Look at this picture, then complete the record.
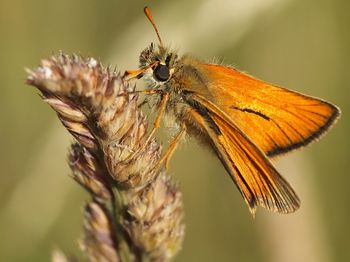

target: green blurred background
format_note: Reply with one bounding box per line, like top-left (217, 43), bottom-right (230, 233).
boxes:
top-left (0, 0), bottom-right (348, 261)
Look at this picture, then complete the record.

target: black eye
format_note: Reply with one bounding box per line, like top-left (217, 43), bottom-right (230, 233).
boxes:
top-left (154, 64), bottom-right (170, 82)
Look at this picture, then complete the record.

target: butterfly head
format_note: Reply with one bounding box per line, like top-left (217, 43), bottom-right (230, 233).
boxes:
top-left (139, 43), bottom-right (178, 84)
top-left (123, 7), bottom-right (180, 86)
top-left (135, 7), bottom-right (181, 86)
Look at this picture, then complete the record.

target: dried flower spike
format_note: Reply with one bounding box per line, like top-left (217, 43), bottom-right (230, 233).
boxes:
top-left (27, 53), bottom-right (184, 262)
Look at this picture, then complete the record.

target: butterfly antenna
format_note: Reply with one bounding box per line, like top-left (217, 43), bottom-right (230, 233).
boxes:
top-left (144, 6), bottom-right (164, 47)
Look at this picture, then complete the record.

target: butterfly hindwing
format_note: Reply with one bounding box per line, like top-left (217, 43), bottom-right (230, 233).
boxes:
top-left (187, 94), bottom-right (300, 214)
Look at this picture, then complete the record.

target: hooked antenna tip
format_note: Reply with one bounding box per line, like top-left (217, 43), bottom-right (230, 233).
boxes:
top-left (144, 6), bottom-right (164, 47)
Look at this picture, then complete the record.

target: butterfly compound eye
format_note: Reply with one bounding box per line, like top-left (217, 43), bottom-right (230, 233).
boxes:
top-left (153, 64), bottom-right (170, 81)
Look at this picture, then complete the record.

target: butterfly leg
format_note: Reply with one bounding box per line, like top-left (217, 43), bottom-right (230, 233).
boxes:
top-left (117, 89), bottom-right (160, 97)
top-left (153, 125), bottom-right (186, 173)
top-left (125, 92), bottom-right (169, 161)
top-left (143, 91), bottom-right (169, 146)
top-left (138, 97), bottom-right (149, 108)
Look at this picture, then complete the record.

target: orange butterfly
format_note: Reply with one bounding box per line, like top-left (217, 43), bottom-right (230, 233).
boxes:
top-left (124, 7), bottom-right (340, 215)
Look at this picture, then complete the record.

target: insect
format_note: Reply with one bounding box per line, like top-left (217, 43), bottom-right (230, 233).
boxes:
top-left (123, 7), bottom-right (340, 215)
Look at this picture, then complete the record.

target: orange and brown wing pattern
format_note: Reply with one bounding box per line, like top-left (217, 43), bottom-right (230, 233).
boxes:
top-left (189, 95), bottom-right (300, 214)
top-left (200, 64), bottom-right (340, 157)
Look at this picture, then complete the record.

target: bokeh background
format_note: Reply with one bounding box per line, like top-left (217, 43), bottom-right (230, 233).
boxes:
top-left (0, 0), bottom-right (348, 261)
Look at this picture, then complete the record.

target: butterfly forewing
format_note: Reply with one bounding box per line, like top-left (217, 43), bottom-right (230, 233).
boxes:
top-left (199, 64), bottom-right (340, 157)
